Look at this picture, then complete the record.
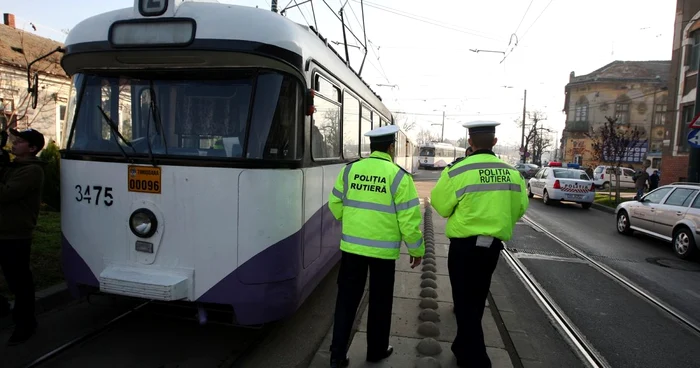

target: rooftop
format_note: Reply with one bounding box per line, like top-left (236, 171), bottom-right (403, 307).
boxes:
top-left (0, 21), bottom-right (67, 78)
top-left (567, 60), bottom-right (671, 86)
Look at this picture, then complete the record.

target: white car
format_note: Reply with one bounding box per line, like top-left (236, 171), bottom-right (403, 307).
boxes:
top-left (527, 167), bottom-right (596, 209)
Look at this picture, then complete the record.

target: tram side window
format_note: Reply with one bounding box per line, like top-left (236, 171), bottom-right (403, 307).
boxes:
top-left (342, 92), bottom-right (360, 159)
top-left (360, 106), bottom-right (372, 157)
top-left (312, 84), bottom-right (341, 159)
top-left (247, 73), bottom-right (302, 160)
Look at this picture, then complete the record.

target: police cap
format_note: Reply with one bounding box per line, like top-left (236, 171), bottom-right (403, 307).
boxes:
top-left (364, 124), bottom-right (399, 143)
top-left (462, 120), bottom-right (500, 135)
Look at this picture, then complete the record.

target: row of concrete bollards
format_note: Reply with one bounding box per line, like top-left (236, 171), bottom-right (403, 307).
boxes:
top-left (415, 198), bottom-right (443, 368)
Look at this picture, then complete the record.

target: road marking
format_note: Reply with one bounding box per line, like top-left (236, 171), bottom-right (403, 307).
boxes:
top-left (685, 289), bottom-right (700, 301)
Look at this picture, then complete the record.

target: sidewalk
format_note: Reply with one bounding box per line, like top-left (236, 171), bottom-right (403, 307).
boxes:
top-left (308, 197), bottom-right (518, 368)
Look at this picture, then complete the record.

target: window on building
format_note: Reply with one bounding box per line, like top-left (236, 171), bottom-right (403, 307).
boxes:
top-left (690, 32), bottom-right (700, 71)
top-left (57, 104), bottom-right (67, 145)
top-left (574, 103), bottom-right (588, 122)
top-left (615, 103), bottom-right (630, 124)
top-left (654, 104), bottom-right (667, 125)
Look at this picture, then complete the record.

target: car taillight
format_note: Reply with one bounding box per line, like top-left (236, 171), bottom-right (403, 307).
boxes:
top-left (590, 183), bottom-right (595, 192)
top-left (553, 180), bottom-right (561, 189)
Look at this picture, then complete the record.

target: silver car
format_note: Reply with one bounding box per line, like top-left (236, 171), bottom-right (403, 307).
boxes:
top-left (615, 183), bottom-right (700, 260)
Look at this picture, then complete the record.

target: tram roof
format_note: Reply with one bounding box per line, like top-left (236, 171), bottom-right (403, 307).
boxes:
top-left (62, 0), bottom-right (392, 119)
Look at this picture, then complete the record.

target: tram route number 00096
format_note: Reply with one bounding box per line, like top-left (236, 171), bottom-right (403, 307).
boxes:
top-left (128, 165), bottom-right (162, 194)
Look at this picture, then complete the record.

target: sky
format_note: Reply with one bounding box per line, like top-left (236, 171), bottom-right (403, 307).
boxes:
top-left (2, 0), bottom-right (677, 149)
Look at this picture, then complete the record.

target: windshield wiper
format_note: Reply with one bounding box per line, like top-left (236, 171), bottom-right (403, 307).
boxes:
top-left (97, 104), bottom-right (134, 159)
top-left (146, 81), bottom-right (168, 167)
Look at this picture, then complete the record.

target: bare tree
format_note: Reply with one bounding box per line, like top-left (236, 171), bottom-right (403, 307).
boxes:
top-left (515, 110), bottom-right (547, 163)
top-left (585, 116), bottom-right (646, 204)
top-left (416, 128), bottom-right (439, 145)
top-left (532, 129), bottom-right (553, 165)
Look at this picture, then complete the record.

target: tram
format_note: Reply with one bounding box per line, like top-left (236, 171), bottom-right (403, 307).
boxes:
top-left (40, 0), bottom-right (411, 325)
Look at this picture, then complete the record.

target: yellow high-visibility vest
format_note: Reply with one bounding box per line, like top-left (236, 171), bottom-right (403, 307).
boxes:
top-left (328, 151), bottom-right (425, 259)
top-left (430, 151), bottom-right (528, 241)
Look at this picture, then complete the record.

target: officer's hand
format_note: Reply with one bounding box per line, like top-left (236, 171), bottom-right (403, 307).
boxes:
top-left (410, 256), bottom-right (422, 269)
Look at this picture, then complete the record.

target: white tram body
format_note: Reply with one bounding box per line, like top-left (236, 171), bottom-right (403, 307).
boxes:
top-left (418, 142), bottom-right (466, 169)
top-left (58, 0), bottom-right (410, 325)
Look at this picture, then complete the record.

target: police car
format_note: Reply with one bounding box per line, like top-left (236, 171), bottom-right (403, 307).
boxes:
top-left (527, 162), bottom-right (596, 209)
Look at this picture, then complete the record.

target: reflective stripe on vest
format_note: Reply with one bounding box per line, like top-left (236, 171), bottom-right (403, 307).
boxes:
top-left (456, 183), bottom-right (521, 197)
top-left (341, 234), bottom-right (401, 248)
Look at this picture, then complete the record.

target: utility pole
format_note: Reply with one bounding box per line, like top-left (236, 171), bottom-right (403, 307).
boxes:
top-left (441, 110), bottom-right (445, 142)
top-left (520, 89), bottom-right (527, 163)
top-left (271, 0), bottom-right (278, 12)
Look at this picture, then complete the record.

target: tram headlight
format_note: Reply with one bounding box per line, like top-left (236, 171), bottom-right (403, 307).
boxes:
top-left (129, 208), bottom-right (158, 238)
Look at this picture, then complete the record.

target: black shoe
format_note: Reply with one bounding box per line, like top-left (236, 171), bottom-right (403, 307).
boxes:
top-left (366, 345), bottom-right (393, 362)
top-left (7, 323), bottom-right (37, 346)
top-left (330, 356), bottom-right (349, 368)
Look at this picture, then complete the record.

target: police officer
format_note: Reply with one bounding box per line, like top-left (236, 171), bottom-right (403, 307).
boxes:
top-left (328, 124), bottom-right (425, 368)
top-left (430, 121), bottom-right (528, 368)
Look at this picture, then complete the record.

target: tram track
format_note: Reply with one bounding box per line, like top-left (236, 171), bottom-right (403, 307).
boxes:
top-left (18, 298), bottom-right (275, 368)
top-left (501, 215), bottom-right (700, 368)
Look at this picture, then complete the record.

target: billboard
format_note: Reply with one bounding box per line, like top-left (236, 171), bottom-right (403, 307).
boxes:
top-left (602, 140), bottom-right (648, 163)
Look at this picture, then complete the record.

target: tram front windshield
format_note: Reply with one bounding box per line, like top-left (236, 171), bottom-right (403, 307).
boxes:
top-left (64, 69), bottom-right (302, 161)
top-left (419, 148), bottom-right (435, 157)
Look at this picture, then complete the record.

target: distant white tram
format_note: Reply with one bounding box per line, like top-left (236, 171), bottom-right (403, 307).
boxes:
top-left (48, 0), bottom-right (418, 326)
top-left (418, 142), bottom-right (466, 169)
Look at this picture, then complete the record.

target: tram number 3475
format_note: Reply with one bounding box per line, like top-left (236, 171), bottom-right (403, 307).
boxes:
top-left (75, 185), bottom-right (114, 206)
top-left (129, 179), bottom-right (160, 192)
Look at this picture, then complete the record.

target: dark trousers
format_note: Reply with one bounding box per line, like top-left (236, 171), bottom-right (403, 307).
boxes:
top-left (448, 237), bottom-right (503, 368)
top-left (0, 239), bottom-right (36, 329)
top-left (330, 251), bottom-right (395, 361)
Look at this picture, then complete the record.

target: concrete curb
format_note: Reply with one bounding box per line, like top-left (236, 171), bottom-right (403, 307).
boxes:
top-left (0, 283), bottom-right (73, 330)
top-left (591, 203), bottom-right (615, 214)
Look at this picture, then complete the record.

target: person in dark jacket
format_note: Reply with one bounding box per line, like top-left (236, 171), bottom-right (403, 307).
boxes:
top-left (649, 170), bottom-right (660, 191)
top-left (0, 128), bottom-right (46, 346)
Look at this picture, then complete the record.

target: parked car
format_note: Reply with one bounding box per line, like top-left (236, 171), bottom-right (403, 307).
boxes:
top-left (615, 182), bottom-right (700, 260)
top-left (527, 167), bottom-right (596, 209)
top-left (592, 165), bottom-right (637, 189)
top-left (515, 163), bottom-right (539, 179)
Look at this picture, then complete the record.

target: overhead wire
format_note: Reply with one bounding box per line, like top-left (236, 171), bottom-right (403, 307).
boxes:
top-left (349, 0), bottom-right (504, 42)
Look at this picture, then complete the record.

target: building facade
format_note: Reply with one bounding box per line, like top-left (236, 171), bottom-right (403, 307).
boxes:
top-left (662, 0), bottom-right (700, 185)
top-left (560, 60), bottom-right (671, 172)
top-left (0, 13), bottom-right (70, 149)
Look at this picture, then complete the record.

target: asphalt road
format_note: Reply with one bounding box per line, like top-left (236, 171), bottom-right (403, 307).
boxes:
top-left (517, 198), bottom-right (700, 367)
top-left (413, 168), bottom-right (442, 182)
top-left (0, 264), bottom-right (340, 368)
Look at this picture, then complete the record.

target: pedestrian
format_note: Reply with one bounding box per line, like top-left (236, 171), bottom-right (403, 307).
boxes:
top-left (649, 170), bottom-right (660, 191)
top-left (327, 124), bottom-right (425, 368)
top-left (430, 121), bottom-right (528, 368)
top-left (0, 127), bottom-right (46, 346)
top-left (633, 166), bottom-right (649, 200)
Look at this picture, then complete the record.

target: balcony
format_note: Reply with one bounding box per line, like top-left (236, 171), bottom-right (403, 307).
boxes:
top-left (564, 121), bottom-right (590, 133)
